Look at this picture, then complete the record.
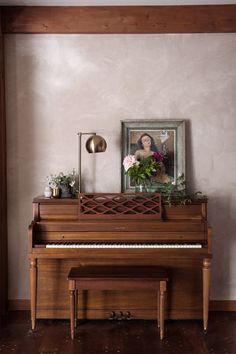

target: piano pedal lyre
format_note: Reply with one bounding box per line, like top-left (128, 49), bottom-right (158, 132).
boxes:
top-left (108, 311), bottom-right (132, 321)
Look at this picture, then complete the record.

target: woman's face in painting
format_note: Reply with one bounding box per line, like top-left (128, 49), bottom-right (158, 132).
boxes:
top-left (141, 135), bottom-right (152, 148)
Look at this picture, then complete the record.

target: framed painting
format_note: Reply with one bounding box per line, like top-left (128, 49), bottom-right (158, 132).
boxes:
top-left (121, 120), bottom-right (185, 192)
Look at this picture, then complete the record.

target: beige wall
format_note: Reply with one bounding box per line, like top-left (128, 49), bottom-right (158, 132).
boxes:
top-left (5, 33), bottom-right (236, 300)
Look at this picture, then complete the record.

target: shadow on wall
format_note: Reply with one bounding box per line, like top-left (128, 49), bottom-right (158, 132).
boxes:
top-left (208, 194), bottom-right (233, 299)
top-left (6, 35), bottom-right (37, 299)
top-left (185, 119), bottom-right (194, 194)
top-left (184, 120), bottom-right (232, 300)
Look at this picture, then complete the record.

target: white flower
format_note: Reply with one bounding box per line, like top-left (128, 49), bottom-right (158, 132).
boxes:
top-left (123, 155), bottom-right (137, 172)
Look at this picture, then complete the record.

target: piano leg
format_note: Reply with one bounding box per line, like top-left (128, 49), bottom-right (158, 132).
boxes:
top-left (29, 258), bottom-right (37, 331)
top-left (203, 258), bottom-right (211, 332)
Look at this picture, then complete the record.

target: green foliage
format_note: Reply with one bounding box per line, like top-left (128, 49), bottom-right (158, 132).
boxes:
top-left (155, 174), bottom-right (207, 205)
top-left (127, 156), bottom-right (161, 185)
top-left (47, 170), bottom-right (76, 188)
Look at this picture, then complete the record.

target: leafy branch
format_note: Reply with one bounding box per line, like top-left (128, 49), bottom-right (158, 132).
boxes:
top-left (126, 156), bottom-right (161, 186)
top-left (156, 174), bottom-right (207, 205)
top-left (47, 170), bottom-right (76, 188)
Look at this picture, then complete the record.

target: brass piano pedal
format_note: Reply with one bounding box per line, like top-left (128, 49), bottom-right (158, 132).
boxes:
top-left (125, 311), bottom-right (132, 320)
top-left (108, 311), bottom-right (116, 320)
top-left (117, 311), bottom-right (125, 321)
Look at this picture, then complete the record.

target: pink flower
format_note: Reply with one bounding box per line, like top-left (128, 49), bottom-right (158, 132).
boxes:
top-left (123, 155), bottom-right (137, 172)
top-left (153, 151), bottom-right (164, 162)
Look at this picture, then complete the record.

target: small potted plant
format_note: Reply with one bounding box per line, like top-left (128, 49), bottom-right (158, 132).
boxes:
top-left (47, 170), bottom-right (77, 198)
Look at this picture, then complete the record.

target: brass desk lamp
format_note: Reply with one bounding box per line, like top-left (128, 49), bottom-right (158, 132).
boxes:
top-left (77, 132), bottom-right (107, 193)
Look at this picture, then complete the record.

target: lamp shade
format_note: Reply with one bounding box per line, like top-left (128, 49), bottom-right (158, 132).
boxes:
top-left (85, 135), bottom-right (107, 153)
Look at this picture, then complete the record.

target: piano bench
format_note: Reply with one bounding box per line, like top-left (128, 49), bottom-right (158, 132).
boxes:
top-left (68, 266), bottom-right (168, 340)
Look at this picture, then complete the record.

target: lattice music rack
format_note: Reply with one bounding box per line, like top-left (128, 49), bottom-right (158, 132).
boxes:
top-left (78, 193), bottom-right (162, 219)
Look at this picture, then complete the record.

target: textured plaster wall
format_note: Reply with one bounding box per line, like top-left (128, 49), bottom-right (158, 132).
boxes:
top-left (5, 34), bottom-right (236, 300)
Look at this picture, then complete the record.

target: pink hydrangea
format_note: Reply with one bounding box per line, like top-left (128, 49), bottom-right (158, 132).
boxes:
top-left (123, 155), bottom-right (137, 172)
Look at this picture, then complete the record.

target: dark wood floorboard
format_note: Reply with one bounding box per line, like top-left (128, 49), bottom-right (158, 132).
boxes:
top-left (0, 311), bottom-right (235, 354)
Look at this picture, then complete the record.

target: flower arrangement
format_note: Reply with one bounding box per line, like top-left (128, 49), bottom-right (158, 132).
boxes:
top-left (47, 170), bottom-right (76, 189)
top-left (123, 152), bottom-right (164, 186)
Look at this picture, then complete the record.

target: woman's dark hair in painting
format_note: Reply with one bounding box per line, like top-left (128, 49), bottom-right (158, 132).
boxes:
top-left (136, 133), bottom-right (158, 152)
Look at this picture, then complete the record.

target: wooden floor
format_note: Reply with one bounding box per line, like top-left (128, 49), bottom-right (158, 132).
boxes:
top-left (0, 311), bottom-right (236, 354)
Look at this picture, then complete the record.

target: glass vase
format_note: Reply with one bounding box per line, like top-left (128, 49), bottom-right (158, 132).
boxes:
top-left (135, 183), bottom-right (147, 193)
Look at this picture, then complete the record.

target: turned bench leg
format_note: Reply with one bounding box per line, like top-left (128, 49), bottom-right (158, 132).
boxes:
top-left (159, 280), bottom-right (167, 340)
top-left (69, 280), bottom-right (76, 339)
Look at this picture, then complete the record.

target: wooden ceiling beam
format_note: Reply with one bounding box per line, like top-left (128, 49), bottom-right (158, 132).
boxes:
top-left (1, 5), bottom-right (236, 34)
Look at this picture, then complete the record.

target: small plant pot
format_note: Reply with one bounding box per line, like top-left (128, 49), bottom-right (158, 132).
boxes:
top-left (52, 187), bottom-right (61, 198)
top-left (44, 186), bottom-right (52, 198)
top-left (60, 185), bottom-right (72, 198)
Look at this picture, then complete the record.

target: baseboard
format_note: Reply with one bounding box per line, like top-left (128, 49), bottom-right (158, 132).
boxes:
top-left (210, 300), bottom-right (236, 311)
top-left (8, 299), bottom-right (236, 312)
top-left (8, 300), bottom-right (30, 311)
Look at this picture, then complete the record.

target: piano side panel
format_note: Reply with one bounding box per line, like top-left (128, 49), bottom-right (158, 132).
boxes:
top-left (35, 258), bottom-right (203, 320)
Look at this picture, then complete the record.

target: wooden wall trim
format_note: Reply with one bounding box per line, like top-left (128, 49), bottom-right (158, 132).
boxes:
top-left (1, 5), bottom-right (236, 34)
top-left (210, 300), bottom-right (236, 312)
top-left (8, 300), bottom-right (30, 311)
top-left (0, 8), bottom-right (7, 322)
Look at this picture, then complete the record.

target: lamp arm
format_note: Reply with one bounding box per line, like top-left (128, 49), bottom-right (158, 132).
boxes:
top-left (78, 133), bottom-right (82, 194)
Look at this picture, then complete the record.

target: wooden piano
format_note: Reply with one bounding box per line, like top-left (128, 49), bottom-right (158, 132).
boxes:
top-left (29, 193), bottom-right (212, 331)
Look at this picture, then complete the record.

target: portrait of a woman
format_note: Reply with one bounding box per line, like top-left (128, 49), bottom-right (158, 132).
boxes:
top-left (133, 132), bottom-right (171, 184)
top-left (134, 133), bottom-right (158, 160)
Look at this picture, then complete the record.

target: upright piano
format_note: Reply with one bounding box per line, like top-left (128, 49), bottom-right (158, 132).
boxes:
top-left (28, 193), bottom-right (212, 330)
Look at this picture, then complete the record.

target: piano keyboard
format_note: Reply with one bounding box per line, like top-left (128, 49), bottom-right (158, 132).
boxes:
top-left (46, 242), bottom-right (202, 249)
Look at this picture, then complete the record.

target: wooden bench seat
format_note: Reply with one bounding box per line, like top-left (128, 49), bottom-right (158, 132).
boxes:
top-left (68, 266), bottom-right (168, 340)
